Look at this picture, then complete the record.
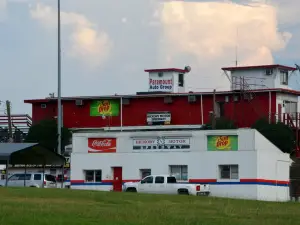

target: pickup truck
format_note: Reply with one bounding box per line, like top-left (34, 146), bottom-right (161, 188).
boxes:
top-left (123, 175), bottom-right (210, 196)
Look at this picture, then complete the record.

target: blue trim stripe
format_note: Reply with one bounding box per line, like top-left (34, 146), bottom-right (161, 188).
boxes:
top-left (71, 181), bottom-right (289, 187)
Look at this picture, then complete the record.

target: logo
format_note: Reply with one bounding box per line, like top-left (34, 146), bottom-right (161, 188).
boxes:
top-left (98, 100), bottom-right (112, 115)
top-left (88, 138), bottom-right (117, 153)
top-left (215, 136), bottom-right (230, 149)
top-left (207, 135), bottom-right (238, 151)
top-left (90, 100), bottom-right (119, 116)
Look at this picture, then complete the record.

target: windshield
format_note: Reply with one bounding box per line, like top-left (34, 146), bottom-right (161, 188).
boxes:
top-left (45, 175), bottom-right (56, 182)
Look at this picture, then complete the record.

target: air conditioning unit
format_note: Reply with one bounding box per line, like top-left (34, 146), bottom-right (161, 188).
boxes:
top-left (75, 99), bottom-right (83, 106)
top-left (188, 95), bottom-right (196, 103)
top-left (164, 96), bottom-right (173, 104)
top-left (122, 98), bottom-right (130, 105)
top-left (265, 69), bottom-right (273, 75)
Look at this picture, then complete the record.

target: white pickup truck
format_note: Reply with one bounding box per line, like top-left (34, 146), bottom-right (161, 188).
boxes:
top-left (123, 175), bottom-right (210, 196)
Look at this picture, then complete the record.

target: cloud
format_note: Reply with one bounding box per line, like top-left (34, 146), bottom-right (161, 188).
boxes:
top-left (0, 0), bottom-right (6, 21)
top-left (158, 1), bottom-right (292, 90)
top-left (30, 3), bottom-right (112, 68)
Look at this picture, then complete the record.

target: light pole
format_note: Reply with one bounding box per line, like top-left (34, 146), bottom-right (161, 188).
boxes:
top-left (57, 0), bottom-right (62, 155)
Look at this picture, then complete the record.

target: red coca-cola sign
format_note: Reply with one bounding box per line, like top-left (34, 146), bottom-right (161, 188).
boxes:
top-left (88, 138), bottom-right (117, 153)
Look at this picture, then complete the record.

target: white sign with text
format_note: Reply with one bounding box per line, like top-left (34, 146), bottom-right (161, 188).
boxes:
top-left (132, 137), bottom-right (190, 151)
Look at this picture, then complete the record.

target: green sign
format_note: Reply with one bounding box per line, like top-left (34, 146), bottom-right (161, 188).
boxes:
top-left (207, 135), bottom-right (238, 151)
top-left (90, 100), bottom-right (119, 116)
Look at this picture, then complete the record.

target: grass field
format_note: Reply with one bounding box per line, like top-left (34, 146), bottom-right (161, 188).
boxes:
top-left (0, 188), bottom-right (299, 225)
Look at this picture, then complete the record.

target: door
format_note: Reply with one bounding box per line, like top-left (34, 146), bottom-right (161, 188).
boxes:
top-left (112, 167), bottom-right (123, 192)
top-left (138, 176), bottom-right (154, 193)
top-left (6, 174), bottom-right (20, 186)
top-left (154, 176), bottom-right (166, 194)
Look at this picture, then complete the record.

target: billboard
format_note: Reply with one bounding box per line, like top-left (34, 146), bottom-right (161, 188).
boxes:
top-left (90, 100), bottom-right (119, 116)
top-left (88, 138), bottom-right (117, 153)
top-left (207, 135), bottom-right (238, 151)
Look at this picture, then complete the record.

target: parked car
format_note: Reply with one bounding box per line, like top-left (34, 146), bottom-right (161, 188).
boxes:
top-left (123, 175), bottom-right (210, 196)
top-left (0, 173), bottom-right (57, 188)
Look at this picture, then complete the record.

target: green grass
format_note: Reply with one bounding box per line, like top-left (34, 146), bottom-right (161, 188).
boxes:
top-left (0, 188), bottom-right (299, 225)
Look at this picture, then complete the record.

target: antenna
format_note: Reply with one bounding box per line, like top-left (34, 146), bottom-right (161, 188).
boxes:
top-left (235, 28), bottom-right (238, 66)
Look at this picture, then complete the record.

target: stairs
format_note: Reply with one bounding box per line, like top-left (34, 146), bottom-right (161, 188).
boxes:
top-left (282, 113), bottom-right (300, 157)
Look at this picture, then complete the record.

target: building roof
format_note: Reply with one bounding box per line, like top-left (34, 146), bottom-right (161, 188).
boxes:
top-left (222, 64), bottom-right (297, 72)
top-left (144, 68), bottom-right (187, 73)
top-left (0, 143), bottom-right (65, 165)
top-left (24, 88), bottom-right (300, 104)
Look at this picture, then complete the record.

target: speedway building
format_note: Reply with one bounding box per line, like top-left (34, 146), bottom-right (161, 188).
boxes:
top-left (24, 64), bottom-right (299, 201)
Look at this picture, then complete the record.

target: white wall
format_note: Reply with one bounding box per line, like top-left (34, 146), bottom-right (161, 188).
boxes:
top-left (255, 131), bottom-right (291, 201)
top-left (73, 129), bottom-right (255, 154)
top-left (231, 69), bottom-right (275, 90)
top-left (71, 129), bottom-right (290, 201)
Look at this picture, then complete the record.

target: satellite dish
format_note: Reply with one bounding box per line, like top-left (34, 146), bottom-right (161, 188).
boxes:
top-left (184, 66), bottom-right (191, 73)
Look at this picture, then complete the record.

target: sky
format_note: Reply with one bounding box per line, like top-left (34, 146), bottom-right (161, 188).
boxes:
top-left (0, 0), bottom-right (300, 114)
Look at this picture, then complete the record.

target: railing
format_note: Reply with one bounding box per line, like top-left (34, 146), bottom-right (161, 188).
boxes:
top-left (0, 114), bottom-right (32, 133)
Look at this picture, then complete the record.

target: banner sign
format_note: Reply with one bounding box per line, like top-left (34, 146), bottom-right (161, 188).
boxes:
top-left (149, 78), bottom-right (173, 92)
top-left (147, 112), bottom-right (171, 125)
top-left (207, 135), bottom-right (238, 151)
top-left (90, 100), bottom-right (119, 116)
top-left (88, 138), bottom-right (117, 153)
top-left (133, 137), bottom-right (190, 150)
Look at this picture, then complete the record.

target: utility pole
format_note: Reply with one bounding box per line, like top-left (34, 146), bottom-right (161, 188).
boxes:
top-left (212, 89), bottom-right (216, 129)
top-left (6, 100), bottom-right (13, 142)
top-left (57, 0), bottom-right (62, 155)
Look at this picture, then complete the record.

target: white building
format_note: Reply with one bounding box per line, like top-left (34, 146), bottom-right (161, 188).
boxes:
top-left (70, 127), bottom-right (291, 202)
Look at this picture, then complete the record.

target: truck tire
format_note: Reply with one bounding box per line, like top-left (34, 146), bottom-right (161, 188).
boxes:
top-left (177, 188), bottom-right (189, 195)
top-left (125, 187), bottom-right (137, 192)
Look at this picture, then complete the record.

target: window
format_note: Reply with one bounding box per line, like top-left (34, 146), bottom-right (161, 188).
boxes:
top-left (167, 176), bottom-right (177, 183)
top-left (169, 165), bottom-right (188, 181)
top-left (178, 74), bottom-right (184, 87)
top-left (219, 165), bottom-right (239, 180)
top-left (140, 169), bottom-right (151, 179)
top-left (41, 103), bottom-right (47, 109)
top-left (45, 175), bottom-right (56, 183)
top-left (9, 174), bottom-right (20, 181)
top-left (141, 176), bottom-right (153, 184)
top-left (155, 176), bottom-right (164, 184)
top-left (215, 102), bottom-right (225, 118)
top-left (280, 70), bottom-right (288, 85)
top-left (84, 170), bottom-right (102, 182)
top-left (34, 174), bottom-right (42, 181)
top-left (15, 174), bottom-right (31, 180)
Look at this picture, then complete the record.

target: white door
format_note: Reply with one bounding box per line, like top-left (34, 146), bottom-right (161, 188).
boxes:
top-left (6, 174), bottom-right (20, 186)
top-left (138, 176), bottom-right (154, 193)
top-left (165, 176), bottom-right (178, 194)
top-left (154, 176), bottom-right (166, 194)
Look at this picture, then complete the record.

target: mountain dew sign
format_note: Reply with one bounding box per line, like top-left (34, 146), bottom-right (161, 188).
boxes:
top-left (207, 135), bottom-right (238, 151)
top-left (90, 100), bottom-right (120, 116)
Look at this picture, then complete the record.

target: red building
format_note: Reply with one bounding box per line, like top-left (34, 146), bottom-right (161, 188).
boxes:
top-left (24, 65), bottom-right (300, 147)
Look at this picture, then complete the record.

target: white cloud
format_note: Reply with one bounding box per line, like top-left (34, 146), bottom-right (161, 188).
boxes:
top-left (158, 1), bottom-right (292, 90)
top-left (30, 3), bottom-right (113, 68)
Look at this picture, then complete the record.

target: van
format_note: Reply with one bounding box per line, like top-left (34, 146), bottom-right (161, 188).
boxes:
top-left (0, 173), bottom-right (57, 188)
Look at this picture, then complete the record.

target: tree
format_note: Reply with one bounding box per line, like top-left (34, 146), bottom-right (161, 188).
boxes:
top-left (25, 119), bottom-right (71, 153)
top-left (252, 117), bottom-right (295, 154)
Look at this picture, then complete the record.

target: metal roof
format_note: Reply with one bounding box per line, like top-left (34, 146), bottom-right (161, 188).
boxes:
top-left (144, 68), bottom-right (187, 73)
top-left (222, 64), bottom-right (297, 71)
top-left (24, 88), bottom-right (300, 104)
top-left (0, 143), bottom-right (65, 165)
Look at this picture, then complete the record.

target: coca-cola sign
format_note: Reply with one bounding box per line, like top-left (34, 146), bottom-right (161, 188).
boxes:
top-left (88, 138), bottom-right (117, 153)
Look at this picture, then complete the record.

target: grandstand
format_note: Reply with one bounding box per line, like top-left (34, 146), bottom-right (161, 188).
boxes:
top-left (0, 114), bottom-right (32, 142)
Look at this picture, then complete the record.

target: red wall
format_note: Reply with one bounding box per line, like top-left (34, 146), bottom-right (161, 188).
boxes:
top-left (29, 92), bottom-right (276, 128)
